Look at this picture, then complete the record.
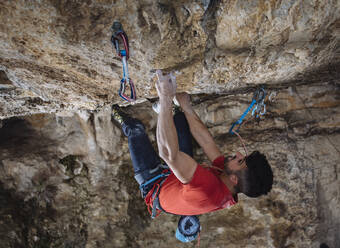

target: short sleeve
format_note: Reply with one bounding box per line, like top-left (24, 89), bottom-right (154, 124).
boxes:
top-left (212, 155), bottom-right (225, 173)
top-left (182, 165), bottom-right (223, 202)
top-left (158, 161), bottom-right (236, 215)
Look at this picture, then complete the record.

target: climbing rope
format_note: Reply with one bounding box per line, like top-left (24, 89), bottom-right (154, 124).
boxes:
top-left (111, 21), bottom-right (136, 102)
top-left (233, 130), bottom-right (249, 156)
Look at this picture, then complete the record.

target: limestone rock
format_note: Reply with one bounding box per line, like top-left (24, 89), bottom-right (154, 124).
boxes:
top-left (0, 0), bottom-right (339, 118)
top-left (1, 79), bottom-right (340, 247)
top-left (0, 0), bottom-right (340, 248)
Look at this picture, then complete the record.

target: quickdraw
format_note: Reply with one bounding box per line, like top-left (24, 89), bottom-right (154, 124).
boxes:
top-left (111, 21), bottom-right (136, 102)
top-left (229, 87), bottom-right (267, 135)
top-left (251, 87), bottom-right (266, 119)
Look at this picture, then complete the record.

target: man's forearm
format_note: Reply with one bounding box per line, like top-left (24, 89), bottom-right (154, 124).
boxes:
top-left (183, 108), bottom-right (211, 143)
top-left (182, 107), bottom-right (222, 161)
top-left (156, 97), bottom-right (179, 161)
top-left (155, 73), bottom-right (198, 183)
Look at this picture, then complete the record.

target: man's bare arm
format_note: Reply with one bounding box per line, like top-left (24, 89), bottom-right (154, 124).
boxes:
top-left (156, 96), bottom-right (178, 161)
top-left (176, 93), bottom-right (222, 162)
top-left (156, 72), bottom-right (197, 184)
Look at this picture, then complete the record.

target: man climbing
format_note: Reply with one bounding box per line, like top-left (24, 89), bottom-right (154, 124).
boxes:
top-left (112, 70), bottom-right (273, 231)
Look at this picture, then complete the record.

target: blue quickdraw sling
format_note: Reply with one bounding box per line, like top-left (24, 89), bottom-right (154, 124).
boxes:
top-left (229, 87), bottom-right (266, 134)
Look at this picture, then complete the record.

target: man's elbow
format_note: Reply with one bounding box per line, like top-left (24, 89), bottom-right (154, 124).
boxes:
top-left (159, 148), bottom-right (177, 163)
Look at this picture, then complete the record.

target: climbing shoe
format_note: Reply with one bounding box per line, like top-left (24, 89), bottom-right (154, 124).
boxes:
top-left (112, 104), bottom-right (129, 125)
top-left (152, 97), bottom-right (181, 114)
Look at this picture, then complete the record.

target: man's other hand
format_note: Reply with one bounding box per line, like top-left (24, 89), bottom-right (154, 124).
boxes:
top-left (176, 92), bottom-right (193, 113)
top-left (156, 70), bottom-right (177, 99)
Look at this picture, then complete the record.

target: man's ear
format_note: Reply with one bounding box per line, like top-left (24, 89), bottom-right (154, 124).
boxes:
top-left (229, 174), bottom-right (238, 186)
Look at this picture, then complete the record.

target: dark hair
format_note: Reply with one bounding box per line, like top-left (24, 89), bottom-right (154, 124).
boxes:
top-left (235, 151), bottom-right (273, 198)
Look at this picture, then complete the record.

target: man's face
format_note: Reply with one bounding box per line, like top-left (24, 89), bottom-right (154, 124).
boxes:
top-left (225, 151), bottom-right (247, 175)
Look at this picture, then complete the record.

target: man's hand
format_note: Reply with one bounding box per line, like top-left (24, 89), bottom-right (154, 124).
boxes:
top-left (155, 71), bottom-right (197, 183)
top-left (176, 92), bottom-right (193, 113)
top-left (156, 70), bottom-right (177, 99)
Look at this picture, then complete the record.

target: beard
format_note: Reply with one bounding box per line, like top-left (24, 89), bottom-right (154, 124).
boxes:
top-left (224, 162), bottom-right (235, 175)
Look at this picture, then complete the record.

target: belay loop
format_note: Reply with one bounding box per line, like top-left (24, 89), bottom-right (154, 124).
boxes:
top-left (111, 21), bottom-right (136, 102)
top-left (229, 87), bottom-right (267, 134)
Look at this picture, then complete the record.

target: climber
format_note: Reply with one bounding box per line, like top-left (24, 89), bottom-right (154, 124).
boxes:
top-left (111, 69), bottom-right (273, 220)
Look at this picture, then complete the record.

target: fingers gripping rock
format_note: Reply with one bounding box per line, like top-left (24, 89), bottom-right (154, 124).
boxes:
top-left (156, 70), bottom-right (177, 98)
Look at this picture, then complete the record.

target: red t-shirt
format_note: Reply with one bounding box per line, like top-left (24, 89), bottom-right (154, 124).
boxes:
top-left (158, 156), bottom-right (237, 215)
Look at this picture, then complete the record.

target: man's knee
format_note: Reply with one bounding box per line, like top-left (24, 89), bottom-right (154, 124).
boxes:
top-left (122, 119), bottom-right (145, 136)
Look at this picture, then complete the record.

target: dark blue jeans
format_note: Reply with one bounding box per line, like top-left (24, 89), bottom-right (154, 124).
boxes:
top-left (122, 112), bottom-right (193, 197)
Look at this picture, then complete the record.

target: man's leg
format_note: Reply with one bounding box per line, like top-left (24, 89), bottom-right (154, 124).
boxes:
top-left (113, 107), bottom-right (162, 197)
top-left (122, 118), bottom-right (161, 176)
top-left (173, 111), bottom-right (193, 157)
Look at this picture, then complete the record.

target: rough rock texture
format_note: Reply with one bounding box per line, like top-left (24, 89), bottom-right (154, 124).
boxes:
top-left (0, 0), bottom-right (339, 118)
top-left (1, 75), bottom-right (340, 247)
top-left (0, 0), bottom-right (340, 248)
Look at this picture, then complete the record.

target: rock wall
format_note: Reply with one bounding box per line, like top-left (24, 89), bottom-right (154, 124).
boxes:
top-left (0, 0), bottom-right (340, 248)
top-left (0, 0), bottom-right (339, 118)
top-left (1, 72), bottom-right (339, 247)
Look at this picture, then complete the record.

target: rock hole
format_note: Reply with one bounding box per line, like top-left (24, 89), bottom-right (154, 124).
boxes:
top-left (0, 70), bottom-right (13, 86)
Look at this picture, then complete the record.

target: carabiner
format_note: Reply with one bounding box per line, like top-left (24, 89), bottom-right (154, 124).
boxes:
top-left (118, 78), bottom-right (136, 102)
top-left (252, 87), bottom-right (266, 103)
top-left (111, 21), bottom-right (129, 59)
top-left (252, 103), bottom-right (266, 118)
top-left (229, 87), bottom-right (267, 134)
top-left (252, 87), bottom-right (266, 119)
top-left (110, 21), bottom-right (137, 102)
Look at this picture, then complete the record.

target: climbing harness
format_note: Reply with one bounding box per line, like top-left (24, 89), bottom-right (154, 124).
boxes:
top-left (142, 170), bottom-right (202, 245)
top-left (140, 172), bottom-right (170, 192)
top-left (229, 87), bottom-right (267, 135)
top-left (143, 170), bottom-right (171, 218)
top-left (110, 21), bottom-right (136, 102)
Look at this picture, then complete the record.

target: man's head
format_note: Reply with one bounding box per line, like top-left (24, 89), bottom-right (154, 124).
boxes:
top-left (225, 151), bottom-right (273, 198)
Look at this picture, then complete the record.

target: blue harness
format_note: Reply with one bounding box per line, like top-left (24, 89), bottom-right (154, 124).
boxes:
top-left (139, 166), bottom-right (201, 243)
